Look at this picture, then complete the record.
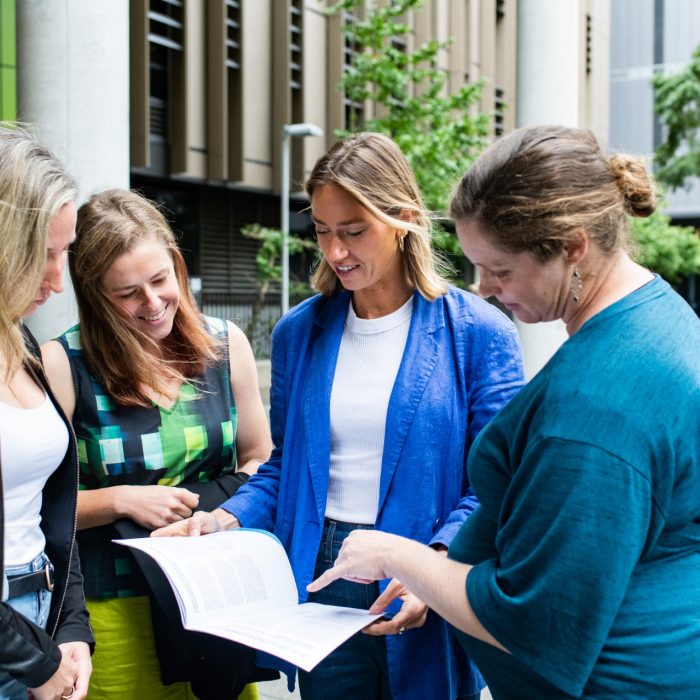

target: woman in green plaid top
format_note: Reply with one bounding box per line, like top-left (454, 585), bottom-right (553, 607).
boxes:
top-left (42, 189), bottom-right (272, 700)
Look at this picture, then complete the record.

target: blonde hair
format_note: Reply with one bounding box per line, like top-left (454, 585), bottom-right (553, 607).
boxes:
top-left (305, 132), bottom-right (449, 299)
top-left (0, 123), bottom-right (77, 380)
top-left (449, 125), bottom-right (656, 260)
top-left (72, 189), bottom-right (220, 407)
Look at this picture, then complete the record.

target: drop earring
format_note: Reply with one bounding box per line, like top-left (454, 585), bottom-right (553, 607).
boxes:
top-left (570, 268), bottom-right (582, 303)
top-left (398, 235), bottom-right (405, 253)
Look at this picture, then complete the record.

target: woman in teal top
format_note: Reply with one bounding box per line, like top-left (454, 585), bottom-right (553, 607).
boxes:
top-left (307, 125), bottom-right (700, 698)
top-left (42, 190), bottom-right (272, 700)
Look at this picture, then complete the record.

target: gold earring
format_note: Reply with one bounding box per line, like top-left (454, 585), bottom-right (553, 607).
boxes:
top-left (398, 235), bottom-right (405, 253)
top-left (570, 268), bottom-right (582, 303)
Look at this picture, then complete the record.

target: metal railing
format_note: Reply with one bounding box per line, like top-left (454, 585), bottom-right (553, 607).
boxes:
top-left (200, 293), bottom-right (281, 359)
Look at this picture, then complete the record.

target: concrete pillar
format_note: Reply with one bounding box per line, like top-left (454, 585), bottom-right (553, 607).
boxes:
top-left (18, 0), bottom-right (130, 343)
top-left (515, 0), bottom-right (582, 379)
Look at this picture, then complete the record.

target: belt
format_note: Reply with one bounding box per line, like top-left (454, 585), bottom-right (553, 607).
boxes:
top-left (7, 563), bottom-right (54, 599)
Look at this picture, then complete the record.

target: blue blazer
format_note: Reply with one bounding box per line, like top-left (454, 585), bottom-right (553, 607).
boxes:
top-left (223, 287), bottom-right (524, 699)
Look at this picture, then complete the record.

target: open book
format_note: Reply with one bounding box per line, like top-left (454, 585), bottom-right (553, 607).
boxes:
top-left (115, 529), bottom-right (381, 671)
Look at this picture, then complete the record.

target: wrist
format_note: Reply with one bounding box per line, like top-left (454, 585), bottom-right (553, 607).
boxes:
top-left (111, 485), bottom-right (131, 519)
top-left (214, 507), bottom-right (240, 530)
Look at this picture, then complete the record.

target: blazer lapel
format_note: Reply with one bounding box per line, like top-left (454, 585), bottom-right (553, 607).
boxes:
top-left (377, 291), bottom-right (444, 514)
top-left (302, 292), bottom-right (350, 522)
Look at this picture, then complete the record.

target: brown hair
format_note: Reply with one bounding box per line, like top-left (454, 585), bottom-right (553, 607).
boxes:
top-left (449, 125), bottom-right (656, 261)
top-left (0, 123), bottom-right (77, 380)
top-left (306, 132), bottom-right (449, 299)
top-left (72, 189), bottom-right (220, 407)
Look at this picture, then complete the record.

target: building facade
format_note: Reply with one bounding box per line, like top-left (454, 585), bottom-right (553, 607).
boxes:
top-left (126, 0), bottom-right (519, 356)
top-left (6, 0), bottom-right (612, 372)
top-left (610, 0), bottom-right (700, 227)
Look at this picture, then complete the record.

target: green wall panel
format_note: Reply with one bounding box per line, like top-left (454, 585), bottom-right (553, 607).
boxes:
top-left (0, 0), bottom-right (17, 121)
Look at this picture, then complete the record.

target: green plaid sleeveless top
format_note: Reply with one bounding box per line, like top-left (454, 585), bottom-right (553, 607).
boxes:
top-left (57, 316), bottom-right (237, 598)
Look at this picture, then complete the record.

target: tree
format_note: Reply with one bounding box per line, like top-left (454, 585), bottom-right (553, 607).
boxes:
top-left (240, 224), bottom-right (316, 355)
top-left (330, 0), bottom-right (490, 221)
top-left (653, 43), bottom-right (700, 191)
top-left (630, 207), bottom-right (700, 285)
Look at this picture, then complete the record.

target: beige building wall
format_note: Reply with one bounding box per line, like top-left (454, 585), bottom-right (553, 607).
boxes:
top-left (582, 0), bottom-right (611, 145)
top-left (20, 0), bottom-right (130, 343)
top-left (128, 0), bottom-right (519, 195)
top-left (242, 0), bottom-right (274, 188)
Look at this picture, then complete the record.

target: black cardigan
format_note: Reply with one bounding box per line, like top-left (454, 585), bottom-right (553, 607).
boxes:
top-left (114, 473), bottom-right (278, 699)
top-left (0, 326), bottom-right (93, 687)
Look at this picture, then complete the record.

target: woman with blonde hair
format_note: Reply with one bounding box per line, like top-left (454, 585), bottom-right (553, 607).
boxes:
top-left (0, 124), bottom-right (93, 699)
top-left (309, 125), bottom-right (700, 698)
top-left (42, 189), bottom-right (272, 699)
top-left (155, 132), bottom-right (525, 700)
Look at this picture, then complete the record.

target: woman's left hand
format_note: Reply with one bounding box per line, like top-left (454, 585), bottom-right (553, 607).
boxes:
top-left (57, 641), bottom-right (91, 699)
top-left (363, 578), bottom-right (429, 636)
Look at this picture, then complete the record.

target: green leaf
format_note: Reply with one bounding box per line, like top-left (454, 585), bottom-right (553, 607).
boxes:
top-left (630, 205), bottom-right (700, 284)
top-left (653, 43), bottom-right (700, 190)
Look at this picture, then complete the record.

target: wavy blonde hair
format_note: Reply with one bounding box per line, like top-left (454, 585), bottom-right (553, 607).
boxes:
top-left (0, 123), bottom-right (77, 380)
top-left (72, 189), bottom-right (221, 407)
top-left (306, 132), bottom-right (449, 299)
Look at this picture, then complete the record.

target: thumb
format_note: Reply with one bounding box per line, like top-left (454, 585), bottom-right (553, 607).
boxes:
top-left (188, 515), bottom-right (204, 537)
top-left (369, 578), bottom-right (404, 614)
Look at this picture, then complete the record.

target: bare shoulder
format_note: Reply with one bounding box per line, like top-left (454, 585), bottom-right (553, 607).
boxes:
top-left (40, 339), bottom-right (76, 418)
top-left (40, 339), bottom-right (70, 377)
top-left (226, 320), bottom-right (255, 359)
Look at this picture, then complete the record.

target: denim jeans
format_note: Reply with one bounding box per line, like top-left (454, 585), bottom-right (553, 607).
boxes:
top-left (298, 519), bottom-right (391, 700)
top-left (0, 553), bottom-right (53, 700)
top-left (298, 520), bottom-right (481, 700)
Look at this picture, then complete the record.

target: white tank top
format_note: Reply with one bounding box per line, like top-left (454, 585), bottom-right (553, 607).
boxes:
top-left (0, 394), bottom-right (69, 566)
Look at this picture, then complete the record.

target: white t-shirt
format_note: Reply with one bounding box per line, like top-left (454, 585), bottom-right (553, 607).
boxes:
top-left (325, 297), bottom-right (413, 524)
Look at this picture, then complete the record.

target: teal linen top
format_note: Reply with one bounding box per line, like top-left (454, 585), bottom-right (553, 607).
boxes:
top-left (449, 276), bottom-right (700, 699)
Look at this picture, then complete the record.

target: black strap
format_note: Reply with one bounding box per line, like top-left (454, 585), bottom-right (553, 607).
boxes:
top-left (7, 564), bottom-right (54, 599)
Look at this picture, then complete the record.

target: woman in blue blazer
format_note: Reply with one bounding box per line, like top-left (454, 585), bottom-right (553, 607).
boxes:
top-left (156, 133), bottom-right (524, 700)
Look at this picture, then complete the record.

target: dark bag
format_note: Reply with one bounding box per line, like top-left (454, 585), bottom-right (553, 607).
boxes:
top-left (113, 473), bottom-right (278, 699)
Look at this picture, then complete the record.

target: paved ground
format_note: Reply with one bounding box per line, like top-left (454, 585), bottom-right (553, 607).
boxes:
top-left (257, 675), bottom-right (494, 699)
top-left (258, 675), bottom-right (299, 699)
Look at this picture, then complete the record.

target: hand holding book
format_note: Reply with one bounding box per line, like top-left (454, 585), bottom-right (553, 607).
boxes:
top-left (115, 529), bottom-right (381, 671)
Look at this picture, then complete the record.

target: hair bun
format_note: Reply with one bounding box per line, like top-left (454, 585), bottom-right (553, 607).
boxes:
top-left (608, 153), bottom-right (657, 218)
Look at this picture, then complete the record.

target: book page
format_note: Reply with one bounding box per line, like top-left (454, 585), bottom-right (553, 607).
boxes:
top-left (115, 529), bottom-right (383, 670)
top-left (115, 529), bottom-right (297, 622)
top-left (189, 602), bottom-right (381, 672)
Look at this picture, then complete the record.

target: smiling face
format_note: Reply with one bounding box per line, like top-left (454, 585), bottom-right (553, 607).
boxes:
top-left (25, 202), bottom-right (77, 317)
top-left (102, 236), bottom-right (180, 343)
top-left (311, 183), bottom-right (408, 303)
top-left (456, 218), bottom-right (572, 324)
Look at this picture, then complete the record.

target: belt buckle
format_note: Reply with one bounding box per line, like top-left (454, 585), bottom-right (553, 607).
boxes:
top-left (44, 563), bottom-right (55, 592)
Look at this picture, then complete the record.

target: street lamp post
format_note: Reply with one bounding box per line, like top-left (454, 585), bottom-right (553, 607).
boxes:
top-left (280, 122), bottom-right (324, 314)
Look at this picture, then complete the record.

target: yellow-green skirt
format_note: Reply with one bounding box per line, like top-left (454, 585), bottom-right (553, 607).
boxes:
top-left (87, 596), bottom-right (258, 700)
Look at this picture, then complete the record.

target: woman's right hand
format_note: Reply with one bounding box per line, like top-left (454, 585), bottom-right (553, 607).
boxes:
top-left (150, 508), bottom-right (240, 537)
top-left (29, 648), bottom-right (79, 700)
top-left (114, 485), bottom-right (200, 530)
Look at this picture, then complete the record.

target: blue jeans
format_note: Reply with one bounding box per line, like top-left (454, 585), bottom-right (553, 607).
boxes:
top-left (0, 553), bottom-right (53, 700)
top-left (298, 520), bottom-right (481, 700)
top-left (298, 519), bottom-right (391, 700)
